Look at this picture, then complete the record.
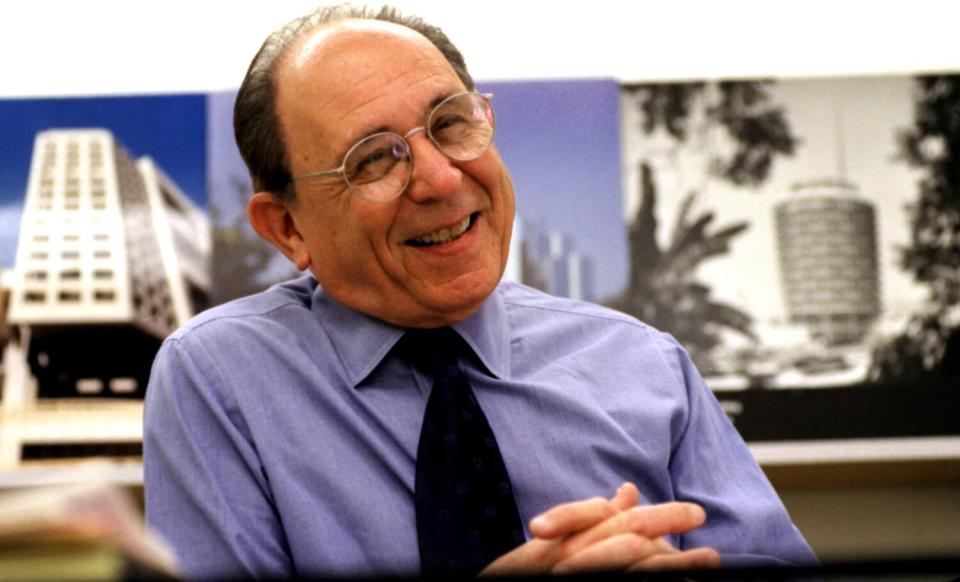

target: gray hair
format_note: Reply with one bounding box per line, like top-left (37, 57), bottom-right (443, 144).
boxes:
top-left (233, 4), bottom-right (475, 202)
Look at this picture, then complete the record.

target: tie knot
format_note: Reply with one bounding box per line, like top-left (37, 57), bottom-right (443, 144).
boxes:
top-left (397, 327), bottom-right (466, 375)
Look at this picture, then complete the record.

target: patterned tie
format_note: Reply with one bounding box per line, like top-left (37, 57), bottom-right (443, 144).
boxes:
top-left (399, 327), bottom-right (525, 575)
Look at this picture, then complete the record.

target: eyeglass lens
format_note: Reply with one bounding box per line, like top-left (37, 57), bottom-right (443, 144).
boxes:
top-left (345, 92), bottom-right (493, 202)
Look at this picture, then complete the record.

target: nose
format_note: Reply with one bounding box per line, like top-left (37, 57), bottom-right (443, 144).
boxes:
top-left (403, 130), bottom-right (463, 203)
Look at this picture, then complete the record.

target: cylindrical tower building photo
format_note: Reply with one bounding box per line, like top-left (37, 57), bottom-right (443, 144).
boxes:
top-left (774, 179), bottom-right (881, 346)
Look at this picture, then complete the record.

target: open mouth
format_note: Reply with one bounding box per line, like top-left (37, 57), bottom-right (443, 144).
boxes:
top-left (406, 213), bottom-right (478, 247)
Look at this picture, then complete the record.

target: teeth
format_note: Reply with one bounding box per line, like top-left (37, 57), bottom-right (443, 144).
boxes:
top-left (413, 216), bottom-right (471, 245)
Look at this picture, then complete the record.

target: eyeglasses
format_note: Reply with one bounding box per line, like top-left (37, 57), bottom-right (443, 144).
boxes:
top-left (292, 91), bottom-right (495, 203)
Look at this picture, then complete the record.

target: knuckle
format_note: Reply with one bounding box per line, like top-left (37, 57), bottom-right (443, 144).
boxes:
top-left (693, 553), bottom-right (713, 567)
top-left (622, 533), bottom-right (654, 557)
top-left (588, 496), bottom-right (616, 517)
top-left (545, 540), bottom-right (572, 564)
top-left (623, 507), bottom-right (645, 531)
top-left (701, 548), bottom-right (722, 567)
top-left (555, 538), bottom-right (584, 563)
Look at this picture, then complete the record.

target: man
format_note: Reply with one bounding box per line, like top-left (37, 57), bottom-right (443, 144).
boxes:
top-left (144, 5), bottom-right (817, 579)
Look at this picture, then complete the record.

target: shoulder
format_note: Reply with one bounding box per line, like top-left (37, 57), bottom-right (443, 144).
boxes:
top-left (149, 275), bottom-right (325, 401)
top-left (496, 281), bottom-right (658, 335)
top-left (157, 276), bottom-right (326, 372)
top-left (170, 275), bottom-right (318, 342)
top-left (495, 281), bottom-right (686, 360)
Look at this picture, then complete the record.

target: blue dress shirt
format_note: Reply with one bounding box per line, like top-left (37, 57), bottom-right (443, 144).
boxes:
top-left (144, 276), bottom-right (817, 579)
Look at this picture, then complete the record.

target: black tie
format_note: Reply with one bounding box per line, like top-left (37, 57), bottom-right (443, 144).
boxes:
top-left (399, 328), bottom-right (525, 575)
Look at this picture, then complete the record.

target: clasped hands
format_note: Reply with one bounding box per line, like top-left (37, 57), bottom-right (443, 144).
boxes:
top-left (481, 483), bottom-right (721, 576)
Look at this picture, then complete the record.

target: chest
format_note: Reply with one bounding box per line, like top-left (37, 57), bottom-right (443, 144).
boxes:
top-left (228, 352), bottom-right (683, 574)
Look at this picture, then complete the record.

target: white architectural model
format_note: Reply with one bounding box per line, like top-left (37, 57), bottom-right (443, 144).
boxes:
top-left (0, 129), bottom-right (210, 469)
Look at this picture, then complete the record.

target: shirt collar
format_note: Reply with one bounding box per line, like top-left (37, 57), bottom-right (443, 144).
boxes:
top-left (452, 286), bottom-right (510, 381)
top-left (312, 281), bottom-right (511, 387)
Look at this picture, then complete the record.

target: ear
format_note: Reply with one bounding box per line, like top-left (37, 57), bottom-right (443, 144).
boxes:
top-left (247, 192), bottom-right (311, 271)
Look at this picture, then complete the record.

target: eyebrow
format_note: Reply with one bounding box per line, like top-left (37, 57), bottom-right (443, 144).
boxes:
top-left (428, 92), bottom-right (451, 110)
top-left (336, 91), bottom-right (457, 156)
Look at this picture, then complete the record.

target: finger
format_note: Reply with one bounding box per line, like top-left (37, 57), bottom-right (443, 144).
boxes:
top-left (529, 496), bottom-right (617, 539)
top-left (623, 502), bottom-right (707, 539)
top-left (610, 482), bottom-right (639, 511)
top-left (653, 535), bottom-right (678, 554)
top-left (479, 538), bottom-right (557, 577)
top-left (564, 502), bottom-right (706, 556)
top-left (627, 547), bottom-right (722, 572)
top-left (552, 533), bottom-right (658, 574)
top-left (611, 485), bottom-right (669, 555)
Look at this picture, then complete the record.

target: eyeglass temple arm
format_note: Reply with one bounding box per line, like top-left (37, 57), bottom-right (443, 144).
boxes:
top-left (293, 167), bottom-right (343, 182)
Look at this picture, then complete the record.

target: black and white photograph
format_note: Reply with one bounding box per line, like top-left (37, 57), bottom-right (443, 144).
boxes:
top-left (619, 74), bottom-right (960, 442)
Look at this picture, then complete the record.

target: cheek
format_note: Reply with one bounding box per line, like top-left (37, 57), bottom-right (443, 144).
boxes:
top-left (474, 150), bottom-right (512, 204)
top-left (294, 198), bottom-right (353, 272)
top-left (337, 201), bottom-right (403, 270)
top-left (482, 159), bottom-right (515, 234)
top-left (498, 170), bottom-right (516, 216)
top-left (301, 217), bottom-right (340, 273)
top-left (304, 219), bottom-right (365, 300)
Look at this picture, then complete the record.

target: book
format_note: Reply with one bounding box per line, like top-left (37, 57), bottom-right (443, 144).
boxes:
top-left (0, 480), bottom-right (178, 581)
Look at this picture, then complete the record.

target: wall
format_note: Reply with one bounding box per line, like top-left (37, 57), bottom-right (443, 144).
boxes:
top-left (2, 1), bottom-right (959, 98)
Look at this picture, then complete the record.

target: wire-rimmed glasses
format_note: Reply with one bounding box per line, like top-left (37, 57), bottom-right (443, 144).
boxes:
top-left (292, 91), bottom-right (495, 203)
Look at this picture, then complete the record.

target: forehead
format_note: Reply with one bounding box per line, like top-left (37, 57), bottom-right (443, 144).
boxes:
top-left (289, 19), bottom-right (433, 74)
top-left (276, 21), bottom-right (463, 153)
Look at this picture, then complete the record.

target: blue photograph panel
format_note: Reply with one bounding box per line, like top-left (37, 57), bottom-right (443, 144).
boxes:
top-left (0, 92), bottom-right (208, 409)
top-left (0, 94), bottom-right (206, 267)
top-left (478, 79), bottom-right (626, 303)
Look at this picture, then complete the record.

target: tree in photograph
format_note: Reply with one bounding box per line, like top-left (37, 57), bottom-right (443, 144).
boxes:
top-left (611, 81), bottom-right (796, 367)
top-left (209, 175), bottom-right (297, 306)
top-left (624, 82), bottom-right (796, 188)
top-left (607, 164), bottom-right (755, 368)
top-left (870, 75), bottom-right (960, 385)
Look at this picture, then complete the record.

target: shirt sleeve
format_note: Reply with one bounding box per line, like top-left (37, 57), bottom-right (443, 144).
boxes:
top-left (143, 334), bottom-right (294, 579)
top-left (657, 333), bottom-right (820, 568)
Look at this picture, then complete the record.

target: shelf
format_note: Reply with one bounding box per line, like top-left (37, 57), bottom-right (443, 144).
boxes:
top-left (750, 436), bottom-right (960, 489)
top-left (2, 437), bottom-right (958, 493)
top-left (0, 461), bottom-right (143, 491)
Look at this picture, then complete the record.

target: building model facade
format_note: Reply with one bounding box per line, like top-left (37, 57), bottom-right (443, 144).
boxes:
top-left (0, 129), bottom-right (210, 469)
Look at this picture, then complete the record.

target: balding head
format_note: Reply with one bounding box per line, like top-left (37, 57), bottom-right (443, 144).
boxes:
top-left (233, 5), bottom-right (474, 202)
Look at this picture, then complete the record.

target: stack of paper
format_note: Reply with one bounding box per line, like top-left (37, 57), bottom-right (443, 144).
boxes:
top-left (0, 480), bottom-right (178, 581)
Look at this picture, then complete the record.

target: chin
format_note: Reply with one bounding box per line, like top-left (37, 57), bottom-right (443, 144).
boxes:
top-left (421, 274), bottom-right (499, 323)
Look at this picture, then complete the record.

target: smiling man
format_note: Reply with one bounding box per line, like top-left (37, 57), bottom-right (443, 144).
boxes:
top-left (249, 21), bottom-right (514, 328)
top-left (143, 5), bottom-right (816, 579)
